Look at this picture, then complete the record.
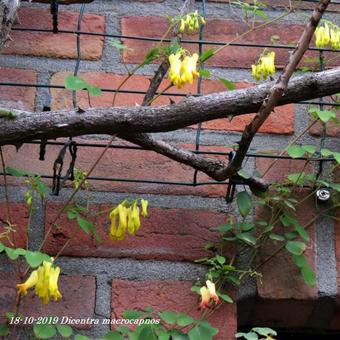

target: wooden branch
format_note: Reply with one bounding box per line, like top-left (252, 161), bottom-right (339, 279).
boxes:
top-left (0, 0), bottom-right (20, 51)
top-left (225, 0), bottom-right (331, 176)
top-left (0, 68), bottom-right (339, 147)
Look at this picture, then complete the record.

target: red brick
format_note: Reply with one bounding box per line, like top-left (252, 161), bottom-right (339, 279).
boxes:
top-left (121, 17), bottom-right (338, 68)
top-left (43, 203), bottom-right (229, 261)
top-left (255, 152), bottom-right (314, 183)
top-left (111, 279), bottom-right (237, 340)
top-left (1, 141), bottom-right (229, 197)
top-left (0, 203), bottom-right (28, 248)
top-left (309, 109), bottom-right (340, 137)
top-left (0, 273), bottom-right (96, 329)
top-left (50, 72), bottom-right (295, 134)
top-left (256, 190), bottom-right (317, 300)
top-left (3, 8), bottom-right (104, 60)
top-left (0, 68), bottom-right (36, 110)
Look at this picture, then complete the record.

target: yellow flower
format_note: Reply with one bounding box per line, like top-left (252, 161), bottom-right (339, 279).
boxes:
top-left (198, 280), bottom-right (220, 309)
top-left (16, 270), bottom-right (38, 296)
top-left (199, 286), bottom-right (211, 309)
top-left (178, 11), bottom-right (205, 34)
top-left (330, 27), bottom-right (340, 49)
top-left (251, 51), bottom-right (276, 81)
top-left (16, 260), bottom-right (62, 305)
top-left (141, 199), bottom-right (148, 217)
top-left (315, 23), bottom-right (330, 48)
top-left (168, 53), bottom-right (199, 89)
top-left (110, 204), bottom-right (128, 241)
top-left (168, 53), bottom-right (183, 88)
top-left (206, 280), bottom-right (220, 303)
top-left (181, 53), bottom-right (200, 85)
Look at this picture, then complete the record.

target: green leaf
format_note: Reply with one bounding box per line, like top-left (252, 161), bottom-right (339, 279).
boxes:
top-left (287, 172), bottom-right (305, 185)
top-left (252, 327), bottom-right (277, 336)
top-left (216, 223), bottom-right (233, 233)
top-left (64, 75), bottom-right (87, 91)
top-left (316, 109), bottom-right (336, 122)
top-left (238, 169), bottom-right (251, 179)
top-left (76, 216), bottom-right (92, 235)
top-left (269, 233), bottom-right (285, 241)
top-left (0, 243), bottom-right (5, 252)
top-left (56, 324), bottom-right (73, 338)
top-left (158, 311), bottom-right (178, 324)
top-left (216, 255), bottom-right (226, 265)
top-left (188, 322), bottom-right (218, 340)
top-left (320, 148), bottom-right (333, 157)
top-left (236, 191), bottom-right (252, 217)
top-left (286, 241), bottom-right (306, 255)
top-left (176, 314), bottom-right (195, 327)
top-left (244, 333), bottom-right (258, 340)
top-left (158, 330), bottom-right (171, 340)
top-left (5, 166), bottom-right (30, 177)
top-left (111, 39), bottom-right (127, 50)
top-left (217, 292), bottom-right (233, 303)
top-left (5, 247), bottom-right (20, 260)
top-left (191, 286), bottom-right (201, 294)
top-left (219, 78), bottom-right (235, 90)
top-left (199, 69), bottom-right (211, 77)
top-left (334, 152), bottom-right (340, 164)
top-left (25, 251), bottom-right (50, 268)
top-left (143, 47), bottom-right (160, 65)
top-left (87, 85), bottom-right (102, 96)
top-left (236, 232), bottom-right (256, 246)
top-left (287, 145), bottom-right (305, 158)
top-left (101, 330), bottom-right (124, 340)
top-left (301, 263), bottom-right (317, 286)
top-left (67, 209), bottom-right (78, 220)
top-left (292, 254), bottom-right (307, 268)
top-left (33, 324), bottom-right (57, 339)
top-left (123, 310), bottom-right (143, 320)
top-left (200, 49), bottom-right (215, 62)
top-left (75, 335), bottom-right (90, 340)
top-left (294, 223), bottom-right (310, 242)
top-left (302, 144), bottom-right (316, 155)
top-left (136, 325), bottom-right (157, 340)
top-left (170, 330), bottom-right (189, 340)
top-left (0, 324), bottom-right (9, 336)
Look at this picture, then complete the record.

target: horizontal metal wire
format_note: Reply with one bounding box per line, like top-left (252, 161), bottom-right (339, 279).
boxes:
top-left (24, 140), bottom-right (336, 162)
top-left (10, 27), bottom-right (340, 53)
top-left (0, 82), bottom-right (339, 107)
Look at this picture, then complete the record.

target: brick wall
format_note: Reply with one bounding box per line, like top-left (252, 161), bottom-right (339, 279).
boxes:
top-left (0, 0), bottom-right (339, 338)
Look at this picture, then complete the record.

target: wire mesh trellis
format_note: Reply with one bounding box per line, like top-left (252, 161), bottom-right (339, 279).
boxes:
top-left (0, 0), bottom-right (339, 198)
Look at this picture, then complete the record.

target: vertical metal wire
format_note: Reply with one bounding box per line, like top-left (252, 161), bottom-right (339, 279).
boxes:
top-left (193, 0), bottom-right (207, 186)
top-left (72, 4), bottom-right (86, 109)
top-left (316, 50), bottom-right (326, 179)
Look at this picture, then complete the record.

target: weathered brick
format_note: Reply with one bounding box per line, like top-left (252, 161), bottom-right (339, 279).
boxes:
top-left (121, 17), bottom-right (337, 68)
top-left (0, 273), bottom-right (96, 329)
top-left (3, 8), bottom-right (105, 60)
top-left (0, 203), bottom-right (28, 248)
top-left (255, 152), bottom-right (314, 183)
top-left (111, 279), bottom-right (237, 340)
top-left (0, 68), bottom-right (36, 110)
top-left (44, 203), bottom-right (229, 261)
top-left (255, 190), bottom-right (317, 300)
top-left (50, 72), bottom-right (295, 134)
top-left (1, 141), bottom-right (229, 197)
top-left (309, 110), bottom-right (340, 137)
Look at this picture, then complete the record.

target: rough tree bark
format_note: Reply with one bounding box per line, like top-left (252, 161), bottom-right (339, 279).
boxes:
top-left (0, 0), bottom-right (20, 50)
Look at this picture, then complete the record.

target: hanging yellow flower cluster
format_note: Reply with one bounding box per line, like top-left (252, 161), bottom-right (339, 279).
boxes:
top-left (315, 23), bottom-right (340, 50)
top-left (168, 52), bottom-right (200, 89)
top-left (109, 199), bottom-right (148, 241)
top-left (199, 280), bottom-right (220, 309)
top-left (178, 10), bottom-right (206, 34)
top-left (16, 260), bottom-right (62, 305)
top-left (251, 51), bottom-right (276, 81)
